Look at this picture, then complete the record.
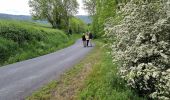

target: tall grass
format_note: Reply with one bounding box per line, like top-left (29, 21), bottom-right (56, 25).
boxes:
top-left (0, 19), bottom-right (79, 66)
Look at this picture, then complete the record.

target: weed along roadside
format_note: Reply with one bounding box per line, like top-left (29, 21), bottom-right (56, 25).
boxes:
top-left (27, 41), bottom-right (145, 100)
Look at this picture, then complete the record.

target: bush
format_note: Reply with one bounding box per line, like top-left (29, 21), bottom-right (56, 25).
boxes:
top-left (105, 1), bottom-right (170, 99)
top-left (0, 20), bottom-right (45, 44)
top-left (0, 37), bottom-right (17, 62)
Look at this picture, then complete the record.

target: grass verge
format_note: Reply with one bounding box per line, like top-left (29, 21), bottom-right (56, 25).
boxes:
top-left (26, 41), bottom-right (145, 100)
top-left (77, 41), bottom-right (146, 100)
top-left (0, 19), bottom-right (80, 66)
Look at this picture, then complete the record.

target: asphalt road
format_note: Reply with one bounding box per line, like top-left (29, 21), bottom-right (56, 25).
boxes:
top-left (0, 39), bottom-right (94, 100)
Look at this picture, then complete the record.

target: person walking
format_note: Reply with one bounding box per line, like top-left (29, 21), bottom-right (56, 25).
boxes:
top-left (89, 32), bottom-right (93, 47)
top-left (68, 29), bottom-right (72, 35)
top-left (82, 33), bottom-right (86, 47)
top-left (85, 33), bottom-right (90, 47)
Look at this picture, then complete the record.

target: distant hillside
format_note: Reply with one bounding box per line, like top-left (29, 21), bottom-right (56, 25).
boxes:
top-left (0, 13), bottom-right (91, 24)
top-left (0, 13), bottom-right (48, 24)
top-left (0, 13), bottom-right (32, 20)
top-left (76, 15), bottom-right (92, 24)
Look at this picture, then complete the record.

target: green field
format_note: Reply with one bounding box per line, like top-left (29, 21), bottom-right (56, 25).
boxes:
top-left (0, 19), bottom-right (79, 66)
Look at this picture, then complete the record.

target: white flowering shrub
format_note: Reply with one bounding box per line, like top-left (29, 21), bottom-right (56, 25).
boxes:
top-left (105, 0), bottom-right (170, 99)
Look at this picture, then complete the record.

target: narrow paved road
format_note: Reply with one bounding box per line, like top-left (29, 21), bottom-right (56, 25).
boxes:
top-left (0, 39), bottom-right (94, 100)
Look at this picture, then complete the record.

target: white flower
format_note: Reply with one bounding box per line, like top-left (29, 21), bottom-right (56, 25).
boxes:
top-left (105, 1), bottom-right (170, 99)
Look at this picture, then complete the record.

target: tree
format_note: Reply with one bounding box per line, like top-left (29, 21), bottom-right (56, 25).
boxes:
top-left (62, 0), bottom-right (79, 32)
top-left (83, 0), bottom-right (116, 36)
top-left (29, 0), bottom-right (79, 29)
top-left (70, 17), bottom-right (87, 33)
top-left (83, 0), bottom-right (96, 16)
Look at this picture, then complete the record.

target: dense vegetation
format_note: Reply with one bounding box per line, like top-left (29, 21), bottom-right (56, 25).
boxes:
top-left (65, 17), bottom-right (87, 33)
top-left (106, 1), bottom-right (170, 99)
top-left (0, 19), bottom-right (79, 66)
top-left (84, 0), bottom-right (170, 99)
top-left (83, 0), bottom-right (117, 36)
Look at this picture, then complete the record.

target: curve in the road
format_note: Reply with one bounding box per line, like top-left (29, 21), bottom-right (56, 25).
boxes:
top-left (0, 39), bottom-right (94, 100)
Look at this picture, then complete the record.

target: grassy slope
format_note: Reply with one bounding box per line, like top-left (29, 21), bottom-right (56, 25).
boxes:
top-left (0, 19), bottom-right (79, 66)
top-left (27, 41), bottom-right (145, 100)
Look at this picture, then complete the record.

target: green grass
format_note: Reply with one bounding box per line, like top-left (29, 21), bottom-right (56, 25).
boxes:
top-left (0, 19), bottom-right (80, 66)
top-left (26, 41), bottom-right (145, 100)
top-left (77, 41), bottom-right (145, 100)
top-left (26, 55), bottom-right (85, 100)
top-left (26, 81), bottom-right (58, 100)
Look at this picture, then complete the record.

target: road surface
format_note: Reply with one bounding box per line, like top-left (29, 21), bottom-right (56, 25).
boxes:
top-left (0, 39), bottom-right (94, 100)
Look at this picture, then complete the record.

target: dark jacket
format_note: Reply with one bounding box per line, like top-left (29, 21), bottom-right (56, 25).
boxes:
top-left (82, 35), bottom-right (86, 41)
top-left (89, 33), bottom-right (93, 39)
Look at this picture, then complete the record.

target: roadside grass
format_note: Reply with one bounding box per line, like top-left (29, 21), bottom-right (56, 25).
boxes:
top-left (77, 41), bottom-right (145, 100)
top-left (0, 19), bottom-right (80, 66)
top-left (26, 41), bottom-right (145, 100)
top-left (4, 34), bottom-right (79, 65)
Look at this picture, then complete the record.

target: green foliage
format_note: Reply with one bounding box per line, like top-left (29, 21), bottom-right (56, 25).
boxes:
top-left (83, 0), bottom-right (96, 16)
top-left (70, 17), bottom-right (87, 33)
top-left (83, 0), bottom-right (117, 37)
top-left (26, 81), bottom-right (58, 100)
top-left (0, 20), bottom-right (45, 44)
top-left (0, 19), bottom-right (78, 66)
top-left (0, 37), bottom-right (17, 63)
